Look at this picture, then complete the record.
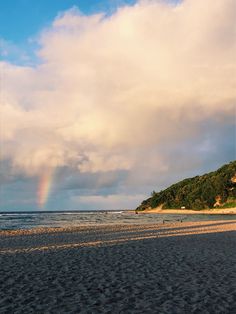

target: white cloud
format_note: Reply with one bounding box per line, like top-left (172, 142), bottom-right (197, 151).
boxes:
top-left (0, 0), bottom-right (235, 183)
top-left (74, 194), bottom-right (146, 210)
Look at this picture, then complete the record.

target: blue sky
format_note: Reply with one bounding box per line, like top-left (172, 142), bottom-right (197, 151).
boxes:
top-left (0, 0), bottom-right (136, 64)
top-left (0, 0), bottom-right (136, 42)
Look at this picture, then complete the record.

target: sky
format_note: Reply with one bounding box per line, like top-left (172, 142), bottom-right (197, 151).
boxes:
top-left (0, 0), bottom-right (235, 211)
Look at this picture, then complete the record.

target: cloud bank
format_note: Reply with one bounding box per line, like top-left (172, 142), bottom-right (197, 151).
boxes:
top-left (0, 0), bottom-right (235, 209)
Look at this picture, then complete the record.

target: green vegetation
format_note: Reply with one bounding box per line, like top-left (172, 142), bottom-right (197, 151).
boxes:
top-left (136, 161), bottom-right (236, 211)
top-left (218, 198), bottom-right (236, 209)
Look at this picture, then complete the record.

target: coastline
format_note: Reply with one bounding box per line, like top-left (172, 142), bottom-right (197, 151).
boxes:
top-left (136, 207), bottom-right (236, 215)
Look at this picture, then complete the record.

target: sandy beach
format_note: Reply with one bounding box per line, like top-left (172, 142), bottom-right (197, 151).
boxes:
top-left (0, 220), bottom-right (236, 313)
top-left (137, 207), bottom-right (236, 215)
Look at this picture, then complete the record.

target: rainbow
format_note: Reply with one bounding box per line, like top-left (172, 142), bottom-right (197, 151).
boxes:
top-left (37, 168), bottom-right (55, 209)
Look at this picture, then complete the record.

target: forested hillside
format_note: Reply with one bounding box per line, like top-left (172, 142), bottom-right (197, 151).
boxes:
top-left (137, 161), bottom-right (236, 211)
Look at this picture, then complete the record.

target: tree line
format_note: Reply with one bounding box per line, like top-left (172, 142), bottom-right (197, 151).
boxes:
top-left (137, 161), bottom-right (236, 211)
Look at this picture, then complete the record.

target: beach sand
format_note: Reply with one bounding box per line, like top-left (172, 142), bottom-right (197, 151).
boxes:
top-left (138, 207), bottom-right (236, 215)
top-left (0, 220), bottom-right (236, 313)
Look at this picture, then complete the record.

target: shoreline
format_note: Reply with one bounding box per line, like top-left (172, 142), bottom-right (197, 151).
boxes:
top-left (135, 207), bottom-right (236, 215)
top-left (1, 219), bottom-right (235, 239)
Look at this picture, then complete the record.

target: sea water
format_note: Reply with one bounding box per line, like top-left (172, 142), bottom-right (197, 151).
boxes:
top-left (0, 211), bottom-right (235, 230)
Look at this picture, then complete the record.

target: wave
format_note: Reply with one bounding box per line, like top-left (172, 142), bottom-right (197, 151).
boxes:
top-left (0, 213), bottom-right (36, 217)
top-left (106, 211), bottom-right (123, 214)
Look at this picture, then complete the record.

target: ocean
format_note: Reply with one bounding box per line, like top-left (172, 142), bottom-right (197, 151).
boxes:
top-left (0, 211), bottom-right (235, 230)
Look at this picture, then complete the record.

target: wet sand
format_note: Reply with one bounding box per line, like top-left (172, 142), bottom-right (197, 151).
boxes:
top-left (0, 220), bottom-right (236, 313)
